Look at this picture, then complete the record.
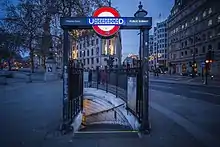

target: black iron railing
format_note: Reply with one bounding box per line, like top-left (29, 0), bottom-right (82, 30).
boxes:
top-left (63, 60), bottom-right (84, 126)
top-left (84, 66), bottom-right (143, 123)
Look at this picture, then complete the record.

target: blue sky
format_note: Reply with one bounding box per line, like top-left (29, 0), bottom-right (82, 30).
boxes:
top-left (1, 0), bottom-right (174, 58)
top-left (111, 0), bottom-right (173, 58)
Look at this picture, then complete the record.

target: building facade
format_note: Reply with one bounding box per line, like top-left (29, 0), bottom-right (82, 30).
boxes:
top-left (152, 20), bottom-right (168, 70)
top-left (167, 0), bottom-right (220, 75)
top-left (148, 35), bottom-right (154, 70)
top-left (71, 30), bottom-right (122, 69)
top-left (123, 54), bottom-right (139, 67)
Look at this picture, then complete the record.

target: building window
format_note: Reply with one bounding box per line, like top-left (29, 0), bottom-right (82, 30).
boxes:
top-left (208, 19), bottom-right (212, 26)
top-left (96, 58), bottom-right (99, 63)
top-left (181, 52), bottom-right (183, 57)
top-left (91, 40), bottom-right (94, 46)
top-left (83, 42), bottom-right (85, 48)
top-left (191, 18), bottom-right (194, 23)
top-left (108, 40), bottom-right (111, 45)
top-left (91, 58), bottom-right (94, 64)
top-left (83, 51), bottom-right (85, 57)
top-left (208, 8), bottom-right (212, 14)
top-left (195, 48), bottom-right (198, 54)
top-left (185, 50), bottom-right (187, 55)
top-left (208, 31), bottom-right (212, 38)
top-left (208, 44), bottom-right (212, 50)
top-left (191, 49), bottom-right (193, 54)
top-left (87, 40), bottom-right (90, 47)
top-left (91, 49), bottom-right (93, 56)
top-left (96, 47), bottom-right (99, 54)
top-left (96, 39), bottom-right (99, 44)
top-left (203, 11), bottom-right (206, 17)
top-left (87, 58), bottom-right (89, 64)
top-left (182, 24), bottom-right (184, 29)
top-left (202, 46), bottom-right (206, 53)
top-left (202, 34), bottom-right (206, 40)
top-left (87, 50), bottom-right (89, 56)
top-left (185, 41), bottom-right (187, 46)
top-left (195, 16), bottom-right (198, 21)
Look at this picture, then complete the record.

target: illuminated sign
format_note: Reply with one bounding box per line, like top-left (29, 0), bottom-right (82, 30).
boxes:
top-left (60, 17), bottom-right (152, 29)
top-left (91, 6), bottom-right (121, 38)
top-left (88, 18), bottom-right (124, 25)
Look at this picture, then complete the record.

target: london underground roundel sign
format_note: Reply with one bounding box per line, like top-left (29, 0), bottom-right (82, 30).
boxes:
top-left (89, 7), bottom-right (124, 38)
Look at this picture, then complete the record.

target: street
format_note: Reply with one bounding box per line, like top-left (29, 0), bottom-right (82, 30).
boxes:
top-left (150, 81), bottom-right (220, 105)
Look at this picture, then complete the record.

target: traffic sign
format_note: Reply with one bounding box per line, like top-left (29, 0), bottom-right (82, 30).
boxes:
top-left (89, 7), bottom-right (122, 38)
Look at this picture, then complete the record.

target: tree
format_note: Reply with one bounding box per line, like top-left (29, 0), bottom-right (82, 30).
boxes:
top-left (1, 0), bottom-right (109, 71)
top-left (1, 0), bottom-right (45, 72)
top-left (0, 21), bottom-right (25, 70)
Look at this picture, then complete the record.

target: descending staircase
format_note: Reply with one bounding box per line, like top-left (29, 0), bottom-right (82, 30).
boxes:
top-left (75, 124), bottom-right (139, 139)
top-left (74, 98), bottom-right (139, 138)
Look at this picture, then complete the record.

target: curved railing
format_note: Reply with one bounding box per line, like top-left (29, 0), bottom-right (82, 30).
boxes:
top-left (84, 67), bottom-right (143, 123)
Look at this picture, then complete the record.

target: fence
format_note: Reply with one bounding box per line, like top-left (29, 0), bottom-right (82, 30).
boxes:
top-left (63, 60), bottom-right (84, 126)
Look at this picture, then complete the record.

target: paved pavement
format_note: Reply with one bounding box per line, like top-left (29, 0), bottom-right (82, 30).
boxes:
top-left (0, 80), bottom-right (63, 147)
top-left (1, 80), bottom-right (219, 147)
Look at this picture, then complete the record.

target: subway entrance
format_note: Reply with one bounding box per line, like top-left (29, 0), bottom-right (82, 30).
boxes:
top-left (60, 3), bottom-right (152, 135)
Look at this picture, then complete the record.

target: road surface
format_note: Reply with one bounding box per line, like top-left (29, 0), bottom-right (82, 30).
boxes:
top-left (150, 81), bottom-right (220, 105)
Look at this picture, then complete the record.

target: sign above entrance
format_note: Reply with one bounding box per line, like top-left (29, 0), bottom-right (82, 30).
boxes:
top-left (61, 17), bottom-right (152, 29)
top-left (90, 7), bottom-right (121, 38)
top-left (60, 7), bottom-right (152, 34)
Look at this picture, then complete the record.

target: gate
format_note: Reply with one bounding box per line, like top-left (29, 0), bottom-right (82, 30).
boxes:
top-left (62, 60), bottom-right (83, 130)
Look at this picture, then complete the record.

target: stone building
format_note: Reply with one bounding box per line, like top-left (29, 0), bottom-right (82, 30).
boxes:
top-left (167, 0), bottom-right (220, 76)
top-left (71, 30), bottom-right (122, 69)
top-left (153, 20), bottom-right (168, 70)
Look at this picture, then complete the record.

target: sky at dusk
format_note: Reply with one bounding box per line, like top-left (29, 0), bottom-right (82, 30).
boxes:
top-left (1, 0), bottom-right (174, 58)
top-left (111, 0), bottom-right (174, 58)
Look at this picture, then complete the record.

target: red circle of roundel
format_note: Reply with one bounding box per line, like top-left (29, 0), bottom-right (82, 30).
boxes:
top-left (92, 7), bottom-right (120, 37)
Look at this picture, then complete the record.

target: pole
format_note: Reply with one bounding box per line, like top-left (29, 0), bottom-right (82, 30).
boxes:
top-left (156, 43), bottom-right (159, 76)
top-left (202, 67), bottom-right (204, 82)
top-left (192, 28), bottom-right (196, 78)
top-left (205, 63), bottom-right (208, 85)
top-left (140, 28), bottom-right (150, 133)
top-left (62, 29), bottom-right (69, 129)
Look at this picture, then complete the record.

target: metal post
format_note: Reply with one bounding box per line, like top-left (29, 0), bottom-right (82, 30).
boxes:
top-left (116, 66), bottom-right (118, 97)
top-left (205, 63), bottom-right (208, 85)
top-left (202, 67), bottom-right (204, 82)
top-left (62, 29), bottom-right (70, 128)
top-left (140, 28), bottom-right (150, 133)
top-left (156, 43), bottom-right (159, 76)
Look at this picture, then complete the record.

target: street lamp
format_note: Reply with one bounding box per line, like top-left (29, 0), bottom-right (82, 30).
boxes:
top-left (134, 2), bottom-right (148, 17)
top-left (82, 50), bottom-right (84, 68)
top-left (134, 1), bottom-right (150, 133)
top-left (135, 1), bottom-right (148, 59)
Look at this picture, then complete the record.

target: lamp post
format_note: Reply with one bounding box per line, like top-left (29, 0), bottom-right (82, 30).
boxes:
top-left (134, 1), bottom-right (150, 133)
top-left (82, 50), bottom-right (84, 69)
